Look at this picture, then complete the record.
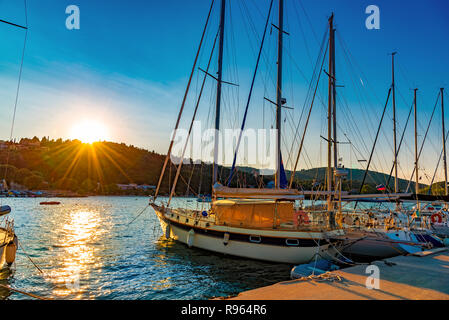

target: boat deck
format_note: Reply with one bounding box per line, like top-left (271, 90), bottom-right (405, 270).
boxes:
top-left (223, 248), bottom-right (449, 300)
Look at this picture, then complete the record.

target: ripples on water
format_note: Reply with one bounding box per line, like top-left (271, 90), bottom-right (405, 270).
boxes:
top-left (0, 197), bottom-right (292, 300)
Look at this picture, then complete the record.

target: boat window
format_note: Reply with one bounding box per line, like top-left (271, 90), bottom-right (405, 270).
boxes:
top-left (249, 235), bottom-right (261, 243)
top-left (286, 239), bottom-right (299, 246)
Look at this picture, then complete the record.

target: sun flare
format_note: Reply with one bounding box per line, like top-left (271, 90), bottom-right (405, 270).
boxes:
top-left (70, 120), bottom-right (109, 144)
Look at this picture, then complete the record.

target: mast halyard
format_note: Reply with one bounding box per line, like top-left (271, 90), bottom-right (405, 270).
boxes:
top-left (442, 88), bottom-right (448, 199)
top-left (213, 0), bottom-right (226, 187)
top-left (275, 0), bottom-right (284, 189)
top-left (414, 88), bottom-right (419, 201)
top-left (391, 52), bottom-right (399, 194)
top-left (327, 14), bottom-right (334, 214)
top-left (0, 19), bottom-right (27, 29)
top-left (331, 22), bottom-right (338, 182)
top-left (153, 0), bottom-right (215, 202)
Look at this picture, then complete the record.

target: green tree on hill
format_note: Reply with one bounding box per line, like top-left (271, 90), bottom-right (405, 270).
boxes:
top-left (54, 177), bottom-right (78, 191)
top-left (361, 184), bottom-right (377, 194)
top-left (15, 168), bottom-right (33, 184)
top-left (103, 183), bottom-right (120, 195)
top-left (0, 164), bottom-right (18, 184)
top-left (80, 178), bottom-right (97, 193)
top-left (24, 175), bottom-right (44, 190)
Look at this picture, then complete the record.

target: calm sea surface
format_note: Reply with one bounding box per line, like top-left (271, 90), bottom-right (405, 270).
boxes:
top-left (0, 196), bottom-right (293, 300)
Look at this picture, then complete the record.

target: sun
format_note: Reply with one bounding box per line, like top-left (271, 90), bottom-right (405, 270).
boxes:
top-left (70, 120), bottom-right (109, 144)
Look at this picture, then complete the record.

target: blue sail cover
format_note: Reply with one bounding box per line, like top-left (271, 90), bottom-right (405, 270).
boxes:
top-left (280, 154), bottom-right (288, 189)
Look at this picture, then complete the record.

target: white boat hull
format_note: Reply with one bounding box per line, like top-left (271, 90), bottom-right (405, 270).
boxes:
top-left (153, 205), bottom-right (343, 265)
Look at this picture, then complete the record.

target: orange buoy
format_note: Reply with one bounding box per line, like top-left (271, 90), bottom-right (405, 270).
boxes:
top-left (294, 211), bottom-right (310, 227)
top-left (431, 213), bottom-right (443, 224)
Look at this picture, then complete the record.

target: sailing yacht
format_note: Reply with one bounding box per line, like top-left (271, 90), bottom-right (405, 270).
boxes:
top-left (151, 0), bottom-right (347, 265)
top-left (334, 52), bottom-right (446, 260)
top-left (0, 10), bottom-right (28, 270)
top-left (0, 214), bottom-right (17, 269)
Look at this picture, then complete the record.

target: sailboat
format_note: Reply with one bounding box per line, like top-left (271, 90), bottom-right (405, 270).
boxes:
top-left (339, 60), bottom-right (445, 260)
top-left (150, 0), bottom-right (347, 265)
top-left (0, 8), bottom-right (28, 269)
top-left (0, 215), bottom-right (17, 270)
top-left (1, 181), bottom-right (16, 270)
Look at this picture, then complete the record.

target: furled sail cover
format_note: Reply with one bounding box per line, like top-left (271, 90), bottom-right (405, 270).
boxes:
top-left (213, 183), bottom-right (303, 199)
top-left (213, 199), bottom-right (294, 228)
top-left (280, 154), bottom-right (288, 189)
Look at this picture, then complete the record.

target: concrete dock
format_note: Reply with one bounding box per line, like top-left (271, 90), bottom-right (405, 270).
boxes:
top-left (227, 248), bottom-right (449, 300)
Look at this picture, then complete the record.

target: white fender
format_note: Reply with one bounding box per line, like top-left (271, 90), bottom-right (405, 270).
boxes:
top-left (164, 224), bottom-right (171, 239)
top-left (5, 237), bottom-right (17, 265)
top-left (187, 229), bottom-right (195, 248)
top-left (444, 238), bottom-right (449, 247)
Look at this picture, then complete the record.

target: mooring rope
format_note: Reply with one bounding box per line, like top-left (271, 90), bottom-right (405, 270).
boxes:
top-left (127, 204), bottom-right (150, 226)
top-left (17, 238), bottom-right (44, 274)
top-left (294, 272), bottom-right (343, 283)
top-left (0, 283), bottom-right (51, 300)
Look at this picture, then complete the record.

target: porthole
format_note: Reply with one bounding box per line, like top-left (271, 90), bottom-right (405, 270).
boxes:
top-left (249, 236), bottom-right (262, 243)
top-left (286, 239), bottom-right (299, 246)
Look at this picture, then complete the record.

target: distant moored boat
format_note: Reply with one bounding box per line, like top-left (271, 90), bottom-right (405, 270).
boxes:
top-left (0, 205), bottom-right (11, 216)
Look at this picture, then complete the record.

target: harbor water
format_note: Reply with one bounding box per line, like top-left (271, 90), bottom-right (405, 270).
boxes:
top-left (0, 196), bottom-right (292, 300)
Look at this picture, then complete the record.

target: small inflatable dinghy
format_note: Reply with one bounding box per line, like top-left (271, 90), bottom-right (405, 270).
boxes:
top-left (0, 205), bottom-right (11, 216)
top-left (290, 254), bottom-right (353, 279)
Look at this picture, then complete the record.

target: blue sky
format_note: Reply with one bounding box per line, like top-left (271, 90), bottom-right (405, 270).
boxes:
top-left (0, 0), bottom-right (448, 183)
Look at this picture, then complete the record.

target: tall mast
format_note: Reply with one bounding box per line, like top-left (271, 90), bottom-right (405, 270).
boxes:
top-left (327, 14), bottom-right (334, 211)
top-left (391, 52), bottom-right (398, 193)
top-left (331, 18), bottom-right (337, 180)
top-left (153, 0), bottom-right (215, 201)
top-left (275, 0), bottom-right (284, 189)
top-left (213, 0), bottom-right (226, 186)
top-left (441, 88), bottom-right (448, 197)
top-left (414, 89), bottom-right (419, 196)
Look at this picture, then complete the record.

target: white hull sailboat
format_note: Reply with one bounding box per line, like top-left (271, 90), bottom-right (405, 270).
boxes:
top-left (0, 1), bottom-right (27, 272)
top-left (151, 199), bottom-right (344, 264)
top-left (0, 214), bottom-right (17, 269)
top-left (151, 2), bottom-right (350, 265)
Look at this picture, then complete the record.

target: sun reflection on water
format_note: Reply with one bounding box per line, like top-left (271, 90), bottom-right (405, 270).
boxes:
top-left (47, 209), bottom-right (105, 298)
top-left (6, 197), bottom-right (294, 300)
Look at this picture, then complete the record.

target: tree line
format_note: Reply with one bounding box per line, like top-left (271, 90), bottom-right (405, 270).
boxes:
top-left (0, 137), bottom-right (433, 196)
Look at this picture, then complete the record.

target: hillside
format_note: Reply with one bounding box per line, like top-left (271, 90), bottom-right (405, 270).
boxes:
top-left (0, 138), bottom-right (258, 195)
top-left (290, 167), bottom-right (426, 193)
top-left (0, 137), bottom-right (432, 196)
